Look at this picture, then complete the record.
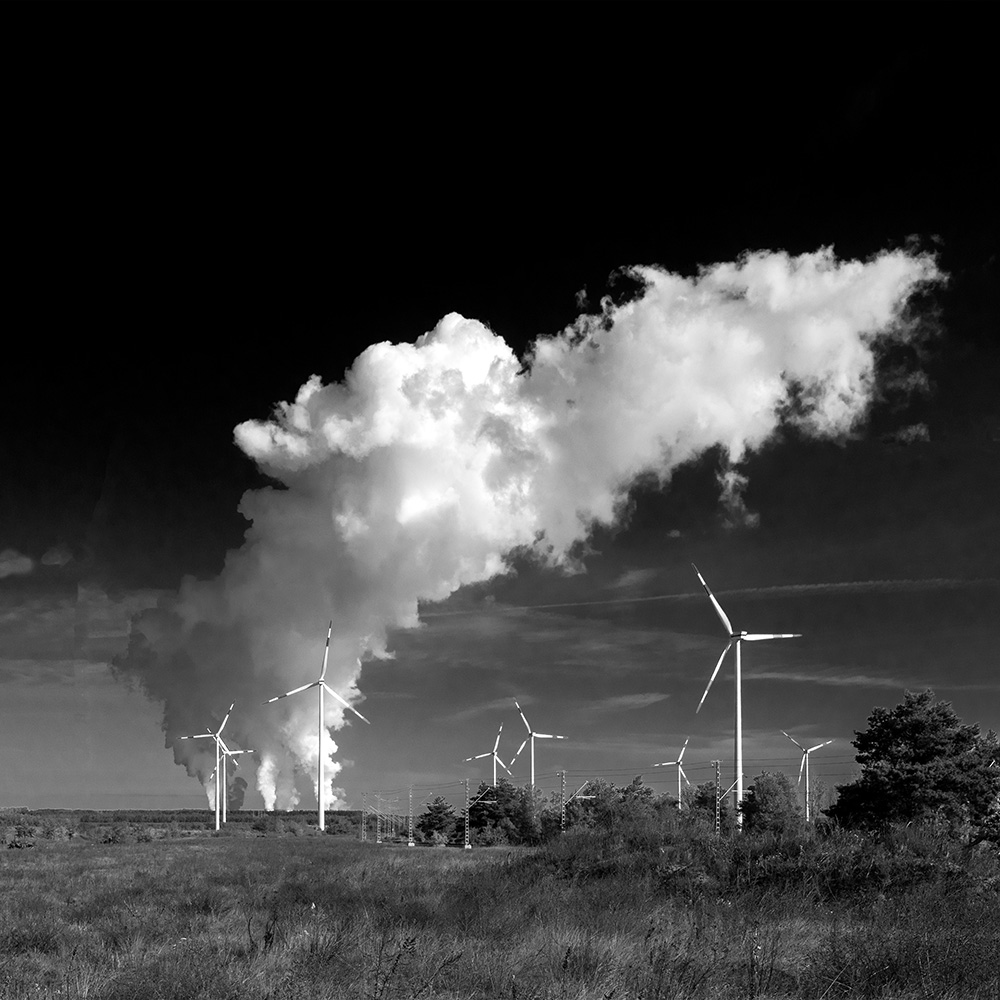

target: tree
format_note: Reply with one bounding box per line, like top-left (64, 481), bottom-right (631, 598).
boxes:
top-left (740, 771), bottom-right (803, 837)
top-left (416, 797), bottom-right (457, 844)
top-left (469, 779), bottom-right (537, 844)
top-left (684, 781), bottom-right (737, 834)
top-left (827, 690), bottom-right (1000, 837)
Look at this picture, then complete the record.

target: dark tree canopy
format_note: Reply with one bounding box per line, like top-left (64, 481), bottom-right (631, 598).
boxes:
top-left (415, 796), bottom-right (457, 843)
top-left (740, 771), bottom-right (803, 837)
top-left (827, 690), bottom-right (1000, 837)
top-left (469, 779), bottom-right (538, 844)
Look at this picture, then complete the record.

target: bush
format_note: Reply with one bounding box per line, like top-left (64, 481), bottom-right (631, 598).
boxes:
top-left (105, 823), bottom-right (136, 845)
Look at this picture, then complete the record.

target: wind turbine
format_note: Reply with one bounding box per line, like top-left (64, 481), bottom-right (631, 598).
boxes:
top-left (692, 564), bottom-right (801, 826)
top-left (216, 736), bottom-right (254, 824)
top-left (509, 699), bottom-right (565, 790)
top-left (465, 724), bottom-right (512, 786)
top-left (264, 622), bottom-right (370, 832)
top-left (653, 738), bottom-right (691, 810)
top-left (782, 731), bottom-right (832, 822)
top-left (179, 702), bottom-right (234, 831)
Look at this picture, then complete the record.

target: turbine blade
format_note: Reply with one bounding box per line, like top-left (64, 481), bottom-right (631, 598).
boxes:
top-left (655, 759), bottom-right (679, 767)
top-left (678, 737), bottom-right (689, 762)
top-left (798, 754), bottom-right (806, 784)
top-left (492, 725), bottom-right (503, 754)
top-left (216, 702), bottom-right (235, 736)
top-left (266, 681), bottom-right (316, 703)
top-left (321, 682), bottom-right (371, 724)
top-left (512, 738), bottom-right (528, 762)
top-left (534, 733), bottom-right (557, 739)
top-left (466, 752), bottom-right (492, 761)
top-left (743, 633), bottom-right (802, 641)
top-left (679, 766), bottom-right (691, 786)
top-left (514, 699), bottom-right (531, 734)
top-left (782, 730), bottom-right (805, 751)
top-left (496, 754), bottom-right (512, 775)
top-left (692, 564), bottom-right (734, 635)
top-left (319, 621), bottom-right (333, 682)
top-left (808, 740), bottom-right (833, 753)
top-left (696, 640), bottom-right (732, 713)
top-left (217, 736), bottom-right (231, 754)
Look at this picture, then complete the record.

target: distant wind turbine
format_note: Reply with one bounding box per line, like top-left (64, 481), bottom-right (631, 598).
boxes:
top-left (465, 725), bottom-right (512, 786)
top-left (653, 738), bottom-right (691, 810)
top-left (264, 622), bottom-right (370, 832)
top-left (782, 731), bottom-right (833, 822)
top-left (216, 735), bottom-right (254, 824)
top-left (510, 699), bottom-right (565, 790)
top-left (692, 564), bottom-right (801, 827)
top-left (179, 702), bottom-right (234, 831)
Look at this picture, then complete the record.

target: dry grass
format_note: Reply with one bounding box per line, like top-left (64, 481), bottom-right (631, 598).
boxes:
top-left (1, 827), bottom-right (998, 999)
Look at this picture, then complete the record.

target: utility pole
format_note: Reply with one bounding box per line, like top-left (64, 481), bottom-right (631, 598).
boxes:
top-left (560, 770), bottom-right (566, 833)
top-left (361, 792), bottom-right (367, 841)
top-left (713, 760), bottom-right (721, 836)
top-left (408, 785), bottom-right (415, 847)
top-left (563, 780), bottom-right (594, 833)
top-left (464, 779), bottom-right (472, 850)
top-left (375, 792), bottom-right (383, 844)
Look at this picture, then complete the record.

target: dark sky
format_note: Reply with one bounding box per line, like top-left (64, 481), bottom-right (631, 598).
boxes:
top-left (2, 10), bottom-right (997, 810)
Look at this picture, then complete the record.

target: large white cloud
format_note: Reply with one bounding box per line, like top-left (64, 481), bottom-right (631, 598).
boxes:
top-left (117, 247), bottom-right (940, 810)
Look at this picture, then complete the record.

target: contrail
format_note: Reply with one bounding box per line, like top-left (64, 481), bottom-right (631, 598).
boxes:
top-left (419, 577), bottom-right (999, 618)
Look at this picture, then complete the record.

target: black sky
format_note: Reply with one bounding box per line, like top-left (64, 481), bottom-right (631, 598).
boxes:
top-left (3, 8), bottom-right (1000, 810)
top-left (4, 8), bottom-right (997, 589)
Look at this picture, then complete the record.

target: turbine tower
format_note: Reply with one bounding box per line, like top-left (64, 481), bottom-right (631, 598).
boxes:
top-left (179, 702), bottom-right (234, 831)
top-left (264, 621), bottom-right (371, 831)
top-left (653, 738), bottom-right (691, 810)
top-left (465, 724), bottom-right (512, 786)
top-left (782, 731), bottom-right (832, 822)
top-left (692, 564), bottom-right (801, 826)
top-left (510, 699), bottom-right (565, 790)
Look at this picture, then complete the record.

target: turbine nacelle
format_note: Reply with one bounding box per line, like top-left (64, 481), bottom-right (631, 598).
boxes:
top-left (509, 699), bottom-right (566, 787)
top-left (264, 622), bottom-right (370, 725)
top-left (465, 724), bottom-right (511, 781)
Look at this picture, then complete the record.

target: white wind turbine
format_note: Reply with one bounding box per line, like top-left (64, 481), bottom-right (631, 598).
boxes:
top-left (510, 699), bottom-right (565, 790)
top-left (692, 564), bottom-right (801, 826)
top-left (653, 738), bottom-right (691, 810)
top-left (180, 702), bottom-right (235, 831)
top-left (264, 621), bottom-right (370, 832)
top-left (465, 724), bottom-right (512, 786)
top-left (782, 731), bottom-right (833, 822)
top-left (216, 735), bottom-right (255, 824)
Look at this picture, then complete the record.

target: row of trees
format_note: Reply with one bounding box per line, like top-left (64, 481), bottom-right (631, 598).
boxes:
top-left (411, 691), bottom-right (1000, 846)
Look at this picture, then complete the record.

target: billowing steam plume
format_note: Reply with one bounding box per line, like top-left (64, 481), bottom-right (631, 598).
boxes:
top-left (115, 248), bottom-right (939, 809)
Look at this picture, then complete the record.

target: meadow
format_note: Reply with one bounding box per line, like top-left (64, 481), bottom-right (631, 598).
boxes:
top-left (2, 814), bottom-right (1000, 1000)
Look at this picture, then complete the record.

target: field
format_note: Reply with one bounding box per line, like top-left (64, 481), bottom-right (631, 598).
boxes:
top-left (2, 819), bottom-right (1000, 999)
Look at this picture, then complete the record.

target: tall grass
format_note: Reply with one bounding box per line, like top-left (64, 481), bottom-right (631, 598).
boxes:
top-left (1, 822), bottom-right (998, 998)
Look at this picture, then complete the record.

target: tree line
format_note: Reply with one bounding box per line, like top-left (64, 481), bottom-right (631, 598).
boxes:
top-left (410, 690), bottom-right (1000, 846)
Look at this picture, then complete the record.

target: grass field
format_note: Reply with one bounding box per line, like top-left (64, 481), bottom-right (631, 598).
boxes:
top-left (2, 823), bottom-right (999, 999)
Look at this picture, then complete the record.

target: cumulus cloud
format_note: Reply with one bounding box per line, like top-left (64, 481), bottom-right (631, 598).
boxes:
top-left (0, 549), bottom-right (34, 579)
top-left (41, 545), bottom-right (73, 568)
top-left (114, 247), bottom-right (940, 809)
